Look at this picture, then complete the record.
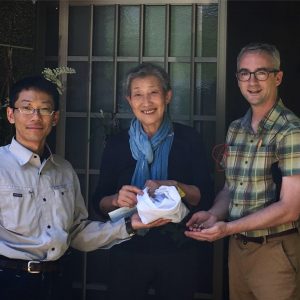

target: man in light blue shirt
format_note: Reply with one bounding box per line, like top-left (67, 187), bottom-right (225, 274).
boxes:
top-left (0, 75), bottom-right (169, 300)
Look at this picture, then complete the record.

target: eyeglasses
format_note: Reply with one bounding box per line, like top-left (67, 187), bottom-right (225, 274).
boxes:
top-left (236, 69), bottom-right (279, 82)
top-left (13, 107), bottom-right (55, 116)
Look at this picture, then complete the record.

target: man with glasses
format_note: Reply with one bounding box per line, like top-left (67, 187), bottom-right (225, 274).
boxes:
top-left (0, 75), bottom-right (169, 300)
top-left (185, 42), bottom-right (300, 300)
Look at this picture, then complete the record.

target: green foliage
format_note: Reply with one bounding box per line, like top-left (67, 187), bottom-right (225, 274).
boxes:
top-left (42, 67), bottom-right (76, 95)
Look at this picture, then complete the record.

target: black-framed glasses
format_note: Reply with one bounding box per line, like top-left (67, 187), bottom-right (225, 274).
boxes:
top-left (236, 69), bottom-right (279, 82)
top-left (13, 107), bottom-right (55, 116)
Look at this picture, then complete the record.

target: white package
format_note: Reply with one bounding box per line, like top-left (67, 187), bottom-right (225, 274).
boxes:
top-left (137, 186), bottom-right (189, 224)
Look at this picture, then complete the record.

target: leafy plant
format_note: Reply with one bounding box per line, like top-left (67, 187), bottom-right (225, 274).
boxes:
top-left (42, 67), bottom-right (76, 95)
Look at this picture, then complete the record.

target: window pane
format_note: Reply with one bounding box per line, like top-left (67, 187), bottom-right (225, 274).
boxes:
top-left (169, 63), bottom-right (190, 116)
top-left (45, 4), bottom-right (59, 56)
top-left (119, 6), bottom-right (140, 56)
top-left (144, 6), bottom-right (165, 57)
top-left (197, 5), bottom-right (218, 57)
top-left (117, 62), bottom-right (137, 113)
top-left (92, 62), bottom-right (114, 112)
top-left (195, 63), bottom-right (217, 115)
top-left (45, 61), bottom-right (58, 69)
top-left (88, 174), bottom-right (103, 218)
top-left (89, 118), bottom-right (107, 170)
top-left (65, 117), bottom-right (87, 169)
top-left (68, 6), bottom-right (90, 56)
top-left (78, 174), bottom-right (86, 201)
top-left (67, 62), bottom-right (89, 112)
top-left (118, 119), bottom-right (131, 130)
top-left (93, 6), bottom-right (115, 56)
top-left (170, 6), bottom-right (192, 57)
top-left (194, 121), bottom-right (215, 174)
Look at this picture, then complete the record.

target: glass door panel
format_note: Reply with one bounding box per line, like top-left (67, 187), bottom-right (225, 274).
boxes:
top-left (65, 117), bottom-right (87, 169)
top-left (66, 62), bottom-right (89, 112)
top-left (195, 121), bottom-right (216, 173)
top-left (117, 62), bottom-right (137, 113)
top-left (89, 118), bottom-right (107, 170)
top-left (170, 6), bottom-right (192, 57)
top-left (169, 63), bottom-right (191, 117)
top-left (119, 6), bottom-right (140, 56)
top-left (93, 6), bottom-right (115, 56)
top-left (195, 62), bottom-right (217, 116)
top-left (197, 4), bottom-right (218, 57)
top-left (91, 62), bottom-right (114, 112)
top-left (68, 6), bottom-right (90, 56)
top-left (144, 6), bottom-right (166, 57)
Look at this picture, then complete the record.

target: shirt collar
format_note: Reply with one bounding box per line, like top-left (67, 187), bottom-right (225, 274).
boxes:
top-left (9, 138), bottom-right (56, 166)
top-left (261, 99), bottom-right (284, 131)
top-left (240, 99), bottom-right (284, 133)
top-left (9, 138), bottom-right (34, 166)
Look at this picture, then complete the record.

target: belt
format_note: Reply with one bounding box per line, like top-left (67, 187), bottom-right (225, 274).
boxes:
top-left (234, 228), bottom-right (298, 244)
top-left (0, 256), bottom-right (61, 274)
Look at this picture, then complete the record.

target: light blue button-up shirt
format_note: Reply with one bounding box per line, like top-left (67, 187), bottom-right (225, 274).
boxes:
top-left (0, 138), bottom-right (129, 261)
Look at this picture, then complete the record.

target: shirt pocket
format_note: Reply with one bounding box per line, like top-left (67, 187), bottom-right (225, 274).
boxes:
top-left (0, 186), bottom-right (37, 236)
top-left (51, 184), bottom-right (75, 230)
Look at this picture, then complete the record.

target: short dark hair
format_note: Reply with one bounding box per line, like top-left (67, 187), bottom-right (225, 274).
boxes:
top-left (124, 63), bottom-right (171, 97)
top-left (9, 76), bottom-right (59, 110)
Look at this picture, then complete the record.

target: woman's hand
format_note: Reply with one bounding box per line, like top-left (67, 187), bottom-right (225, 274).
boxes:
top-left (144, 179), bottom-right (177, 196)
top-left (116, 185), bottom-right (143, 208)
top-left (144, 179), bottom-right (200, 206)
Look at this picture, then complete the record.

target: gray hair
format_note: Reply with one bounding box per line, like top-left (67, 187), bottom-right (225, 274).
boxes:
top-left (237, 42), bottom-right (281, 70)
top-left (124, 63), bottom-right (171, 97)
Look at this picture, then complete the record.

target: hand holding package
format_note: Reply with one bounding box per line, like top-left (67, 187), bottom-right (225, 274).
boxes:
top-left (136, 186), bottom-right (189, 224)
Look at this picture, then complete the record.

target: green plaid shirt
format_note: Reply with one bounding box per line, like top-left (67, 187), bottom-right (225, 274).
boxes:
top-left (224, 99), bottom-right (300, 237)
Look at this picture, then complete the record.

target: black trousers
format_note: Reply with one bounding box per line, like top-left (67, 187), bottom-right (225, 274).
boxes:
top-left (0, 267), bottom-right (72, 300)
top-left (108, 246), bottom-right (201, 300)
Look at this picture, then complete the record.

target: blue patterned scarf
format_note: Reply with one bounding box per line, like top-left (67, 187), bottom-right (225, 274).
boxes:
top-left (129, 114), bottom-right (174, 188)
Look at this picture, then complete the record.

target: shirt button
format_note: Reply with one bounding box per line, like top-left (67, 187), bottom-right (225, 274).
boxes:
top-left (51, 248), bottom-right (55, 251)
top-left (245, 161), bottom-right (248, 164)
top-left (250, 140), bottom-right (253, 143)
top-left (47, 225), bottom-right (51, 229)
top-left (34, 155), bottom-right (37, 158)
top-left (43, 198), bottom-right (47, 202)
top-left (240, 182), bottom-right (243, 185)
top-left (61, 192), bottom-right (64, 195)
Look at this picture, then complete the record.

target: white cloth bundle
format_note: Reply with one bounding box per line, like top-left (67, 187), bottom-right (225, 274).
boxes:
top-left (136, 186), bottom-right (189, 224)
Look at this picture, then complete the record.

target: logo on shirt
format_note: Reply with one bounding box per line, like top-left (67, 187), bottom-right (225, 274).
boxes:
top-left (13, 193), bottom-right (23, 198)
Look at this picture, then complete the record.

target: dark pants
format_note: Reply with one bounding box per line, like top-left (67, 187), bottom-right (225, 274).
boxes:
top-left (108, 247), bottom-right (201, 300)
top-left (0, 265), bottom-right (72, 300)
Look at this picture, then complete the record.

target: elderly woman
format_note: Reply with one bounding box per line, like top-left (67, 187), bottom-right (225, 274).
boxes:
top-left (93, 63), bottom-right (213, 300)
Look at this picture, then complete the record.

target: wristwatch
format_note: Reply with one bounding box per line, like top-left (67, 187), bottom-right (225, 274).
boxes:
top-left (125, 216), bottom-right (136, 236)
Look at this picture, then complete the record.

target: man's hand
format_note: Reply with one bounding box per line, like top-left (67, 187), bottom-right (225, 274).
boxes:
top-left (186, 211), bottom-right (218, 231)
top-left (184, 211), bottom-right (229, 242)
top-left (131, 213), bottom-right (171, 230)
top-left (184, 221), bottom-right (229, 242)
